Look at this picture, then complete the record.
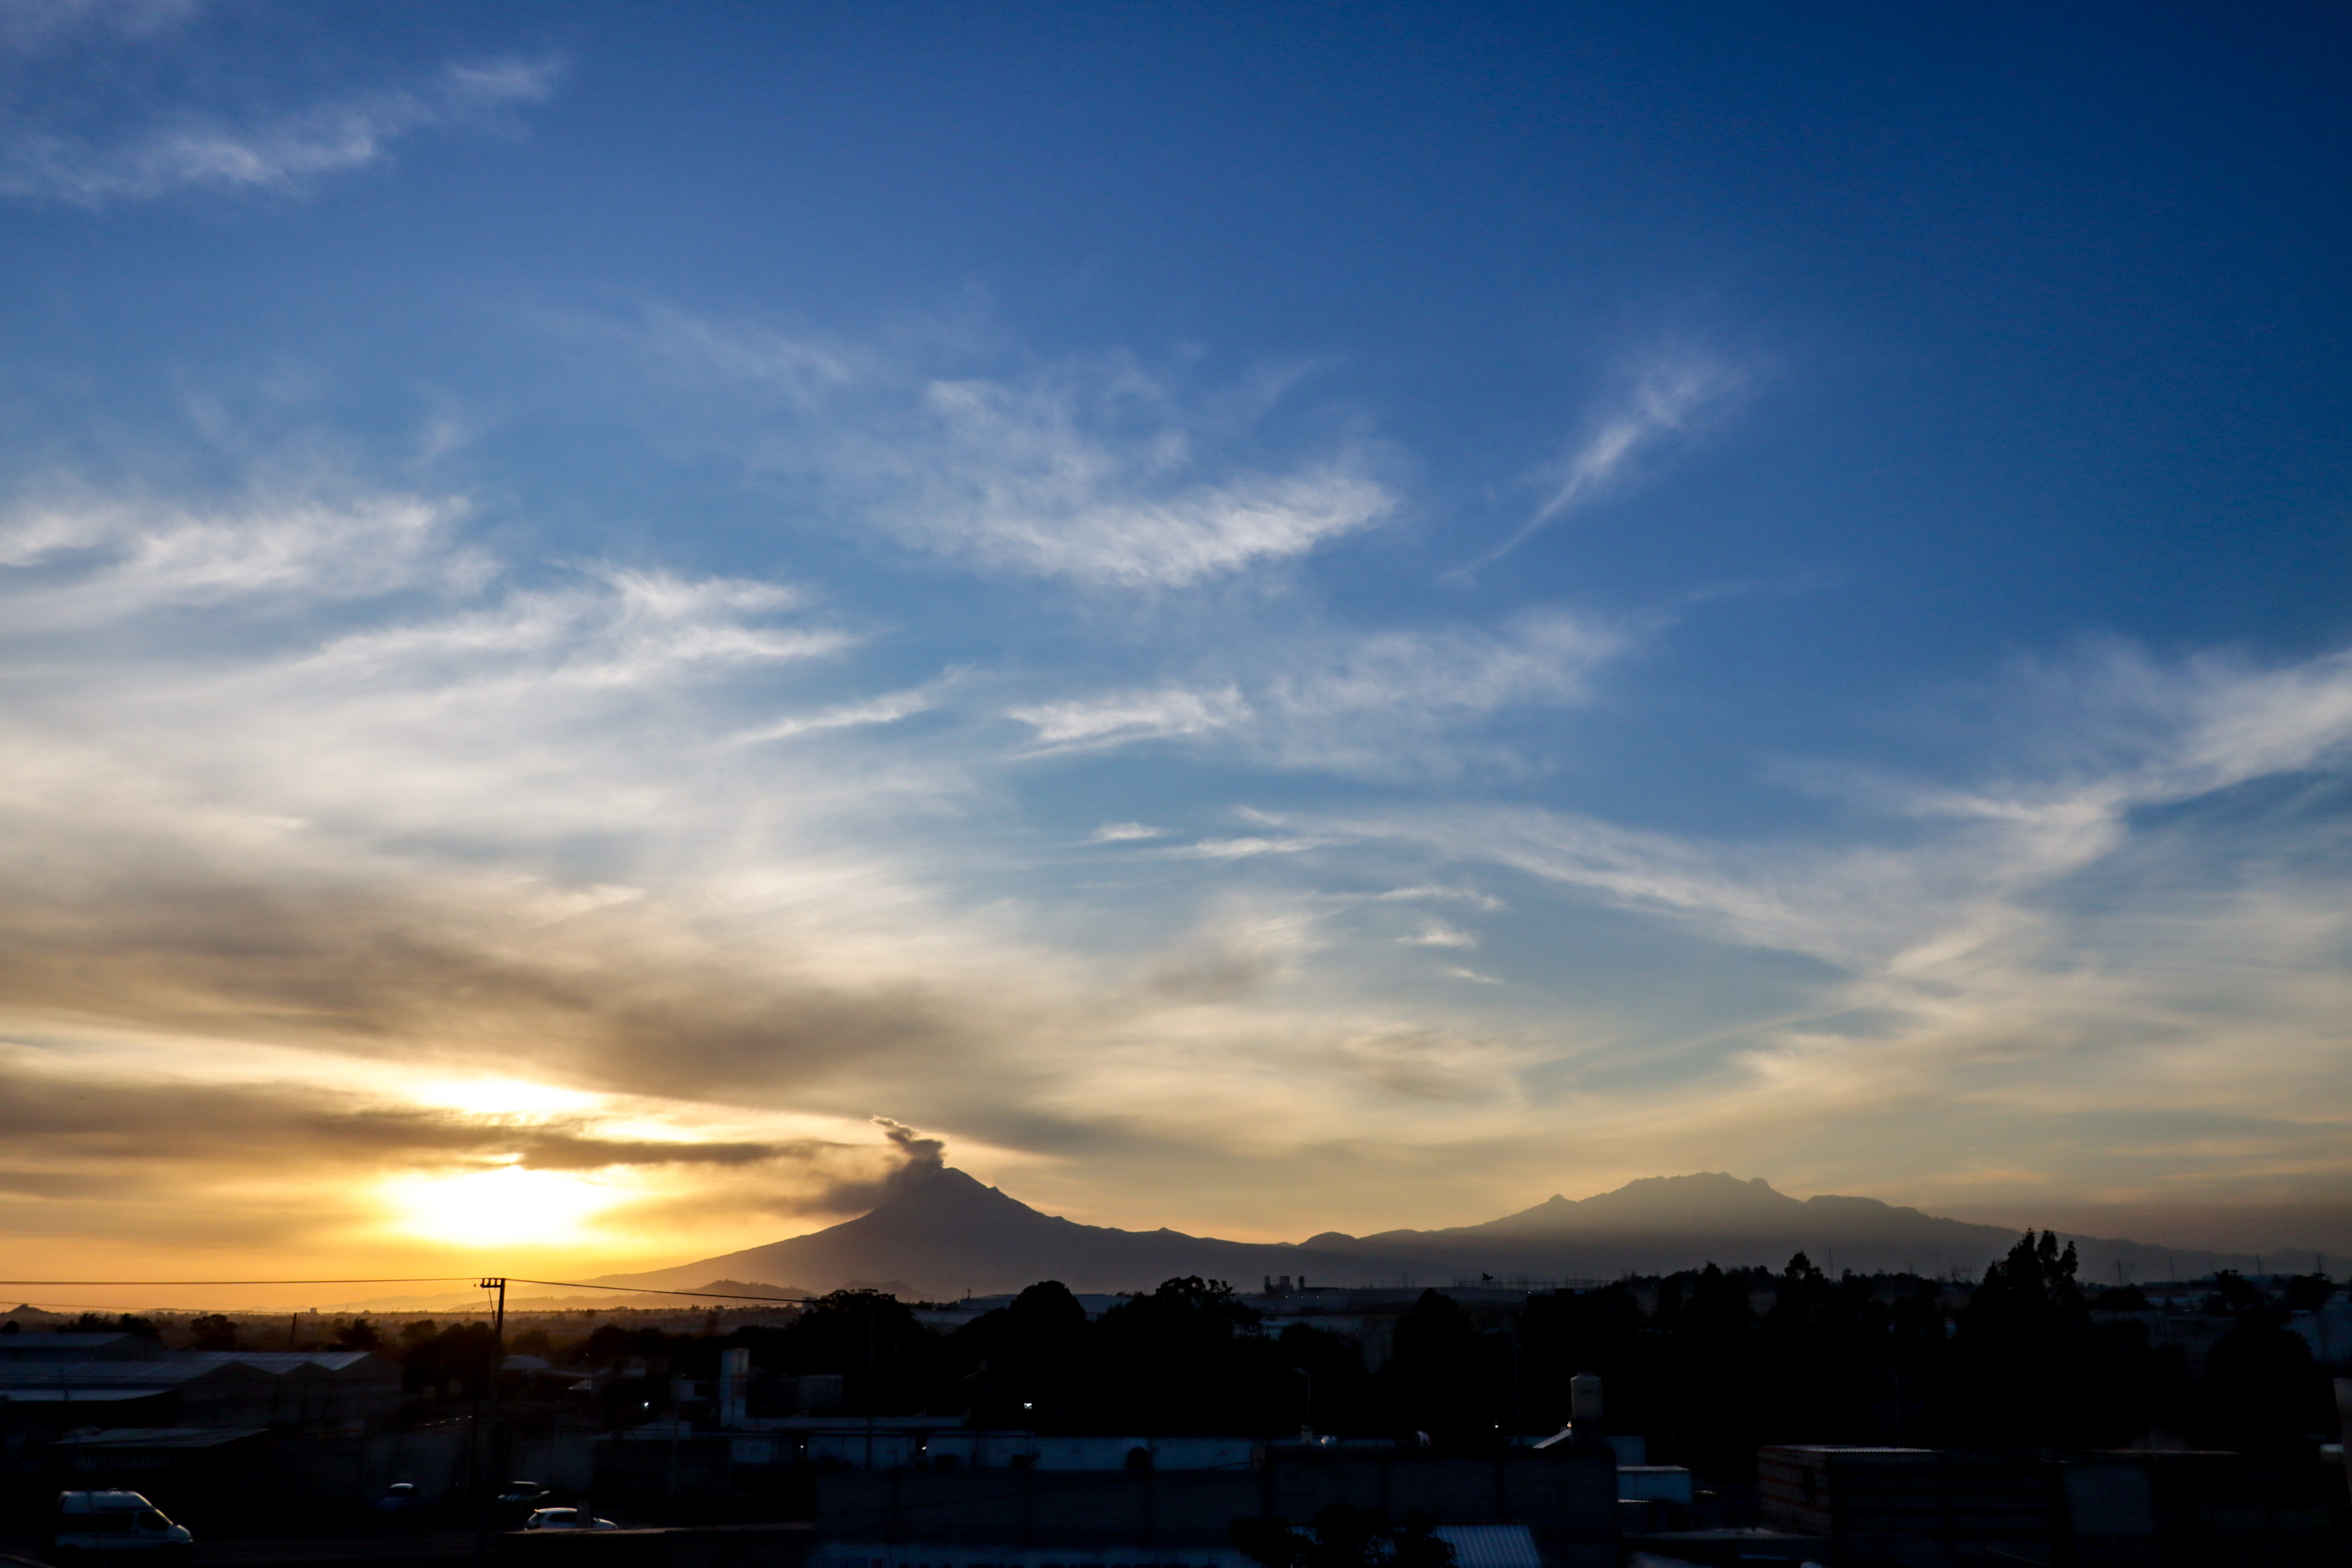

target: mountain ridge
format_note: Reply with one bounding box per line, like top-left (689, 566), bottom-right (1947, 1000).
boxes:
top-left (591, 1167), bottom-right (2307, 1300)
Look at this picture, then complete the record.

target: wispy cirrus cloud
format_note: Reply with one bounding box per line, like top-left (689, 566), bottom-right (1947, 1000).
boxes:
top-left (736, 685), bottom-right (939, 743)
top-left (1180, 835), bottom-right (1330, 859)
top-left (1, 52), bottom-right (561, 205)
top-left (868, 378), bottom-right (1389, 587)
top-left (1319, 646), bottom-right (2352, 971)
top-left (1007, 609), bottom-right (1627, 776)
top-left (0, 489), bottom-right (484, 626)
top-left (1276, 639), bottom-right (2352, 1210)
top-left (1450, 356), bottom-right (1744, 579)
top-left (1398, 920), bottom-right (1476, 948)
top-left (1011, 684), bottom-right (1251, 746)
top-left (0, 475), bottom-right (1052, 1255)
top-left (616, 309), bottom-right (1395, 589)
top-left (0, 466), bottom-right (1602, 1266)
top-left (0, 0), bottom-right (201, 52)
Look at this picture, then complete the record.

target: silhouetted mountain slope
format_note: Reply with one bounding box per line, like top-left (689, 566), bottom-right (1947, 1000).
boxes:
top-left (592, 1167), bottom-right (1389, 1298)
top-left (597, 1167), bottom-right (2270, 1298)
top-left (1303, 1172), bottom-right (2081, 1279)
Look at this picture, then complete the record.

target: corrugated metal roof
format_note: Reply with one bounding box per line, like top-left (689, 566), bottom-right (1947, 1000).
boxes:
top-left (0, 1350), bottom-right (384, 1388)
top-left (0, 1333), bottom-right (158, 1359)
top-left (1432, 1523), bottom-right (1541, 1568)
top-left (55, 1428), bottom-right (269, 1449)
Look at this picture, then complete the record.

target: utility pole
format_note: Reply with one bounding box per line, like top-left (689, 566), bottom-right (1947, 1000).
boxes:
top-left (474, 1278), bottom-right (506, 1567)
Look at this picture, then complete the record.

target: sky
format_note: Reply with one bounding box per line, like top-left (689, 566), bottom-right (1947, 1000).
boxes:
top-left (2, 0), bottom-right (2350, 1306)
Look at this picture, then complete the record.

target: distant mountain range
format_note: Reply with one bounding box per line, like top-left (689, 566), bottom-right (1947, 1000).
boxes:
top-left (590, 1167), bottom-right (2299, 1301)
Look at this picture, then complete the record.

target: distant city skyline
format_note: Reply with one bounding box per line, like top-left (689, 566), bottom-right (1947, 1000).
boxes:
top-left (2, 1), bottom-right (2348, 1294)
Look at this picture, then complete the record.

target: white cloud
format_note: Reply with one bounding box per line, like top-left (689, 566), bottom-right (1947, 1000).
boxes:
top-left (634, 306), bottom-right (856, 410)
top-left (1289, 641), bottom-right (2352, 1203)
top-left (889, 375), bottom-right (1388, 585)
top-left (0, 0), bottom-right (199, 51)
top-left (738, 687), bottom-right (935, 743)
top-left (1182, 836), bottom-right (1329, 859)
top-left (1006, 610), bottom-right (1625, 777)
top-left (1, 56), bottom-right (561, 205)
top-left (1010, 684), bottom-right (1250, 746)
top-left (1365, 886), bottom-right (1506, 910)
top-left (7, 436), bottom-right (2350, 1251)
top-left (626, 314), bottom-right (1393, 589)
top-left (1399, 920), bottom-right (1476, 949)
top-left (0, 490), bottom-right (482, 628)
top-left (1451, 357), bottom-right (1744, 577)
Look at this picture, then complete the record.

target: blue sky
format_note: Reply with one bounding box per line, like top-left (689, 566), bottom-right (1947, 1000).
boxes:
top-left (2, 0), bottom-right (2349, 1285)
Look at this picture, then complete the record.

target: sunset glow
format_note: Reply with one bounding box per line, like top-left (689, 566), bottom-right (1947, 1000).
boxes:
top-left (383, 1167), bottom-right (622, 1249)
top-left (1, 1), bottom-right (2347, 1289)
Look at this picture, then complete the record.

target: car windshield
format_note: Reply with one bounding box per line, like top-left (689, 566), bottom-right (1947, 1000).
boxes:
top-left (138, 1511), bottom-right (170, 1530)
top-left (540, 1510), bottom-right (576, 1523)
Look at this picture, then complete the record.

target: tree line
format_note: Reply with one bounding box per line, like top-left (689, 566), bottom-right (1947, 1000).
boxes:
top-left (43, 1232), bottom-right (2334, 1483)
top-left (567, 1234), bottom-right (2336, 1478)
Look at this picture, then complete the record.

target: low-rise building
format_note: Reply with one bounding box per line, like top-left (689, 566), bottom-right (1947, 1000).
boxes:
top-left (0, 1348), bottom-right (400, 1433)
top-left (1741, 1443), bottom-right (2346, 1568)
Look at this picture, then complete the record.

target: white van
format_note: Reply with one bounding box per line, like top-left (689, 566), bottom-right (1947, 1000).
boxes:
top-left (54, 1490), bottom-right (194, 1563)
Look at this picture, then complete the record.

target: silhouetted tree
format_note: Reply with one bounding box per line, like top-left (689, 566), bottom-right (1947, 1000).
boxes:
top-left (1383, 1290), bottom-right (1499, 1444)
top-left (405, 1321), bottom-right (499, 1398)
top-left (1759, 1252), bottom-right (1887, 1441)
top-left (2197, 1308), bottom-right (2332, 1458)
top-left (189, 1314), bottom-right (239, 1351)
top-left (2205, 1270), bottom-right (2265, 1315)
top-left (955, 1279), bottom-right (1092, 1426)
top-left (1652, 1265), bottom-right (1764, 1474)
top-left (1520, 1280), bottom-right (1647, 1439)
top-left (1276, 1322), bottom-right (1372, 1435)
top-left (1095, 1276), bottom-right (1279, 1433)
top-left (579, 1323), bottom-right (677, 1369)
top-left (1951, 1231), bottom-right (2107, 1446)
top-left (69, 1312), bottom-right (159, 1341)
top-left (765, 1289), bottom-right (940, 1413)
top-left (2281, 1272), bottom-right (2336, 1313)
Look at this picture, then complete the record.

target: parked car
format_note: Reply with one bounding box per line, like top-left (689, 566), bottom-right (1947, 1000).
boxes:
top-left (524, 1508), bottom-right (618, 1531)
top-left (54, 1490), bottom-right (194, 1564)
top-left (493, 1480), bottom-right (554, 1524)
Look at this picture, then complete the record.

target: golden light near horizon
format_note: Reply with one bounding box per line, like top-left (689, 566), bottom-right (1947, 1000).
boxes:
top-left (382, 1165), bottom-right (619, 1249)
top-left (410, 1078), bottom-right (604, 1116)
top-left (2, 0), bottom-right (2349, 1304)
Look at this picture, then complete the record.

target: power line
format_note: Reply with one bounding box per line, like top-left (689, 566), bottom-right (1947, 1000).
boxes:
top-left (0, 1278), bottom-right (471, 1286)
top-left (506, 1279), bottom-right (804, 1303)
top-left (0, 1276), bottom-right (806, 1305)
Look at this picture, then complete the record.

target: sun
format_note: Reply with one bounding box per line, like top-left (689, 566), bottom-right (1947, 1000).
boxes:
top-left (383, 1165), bottom-right (619, 1248)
